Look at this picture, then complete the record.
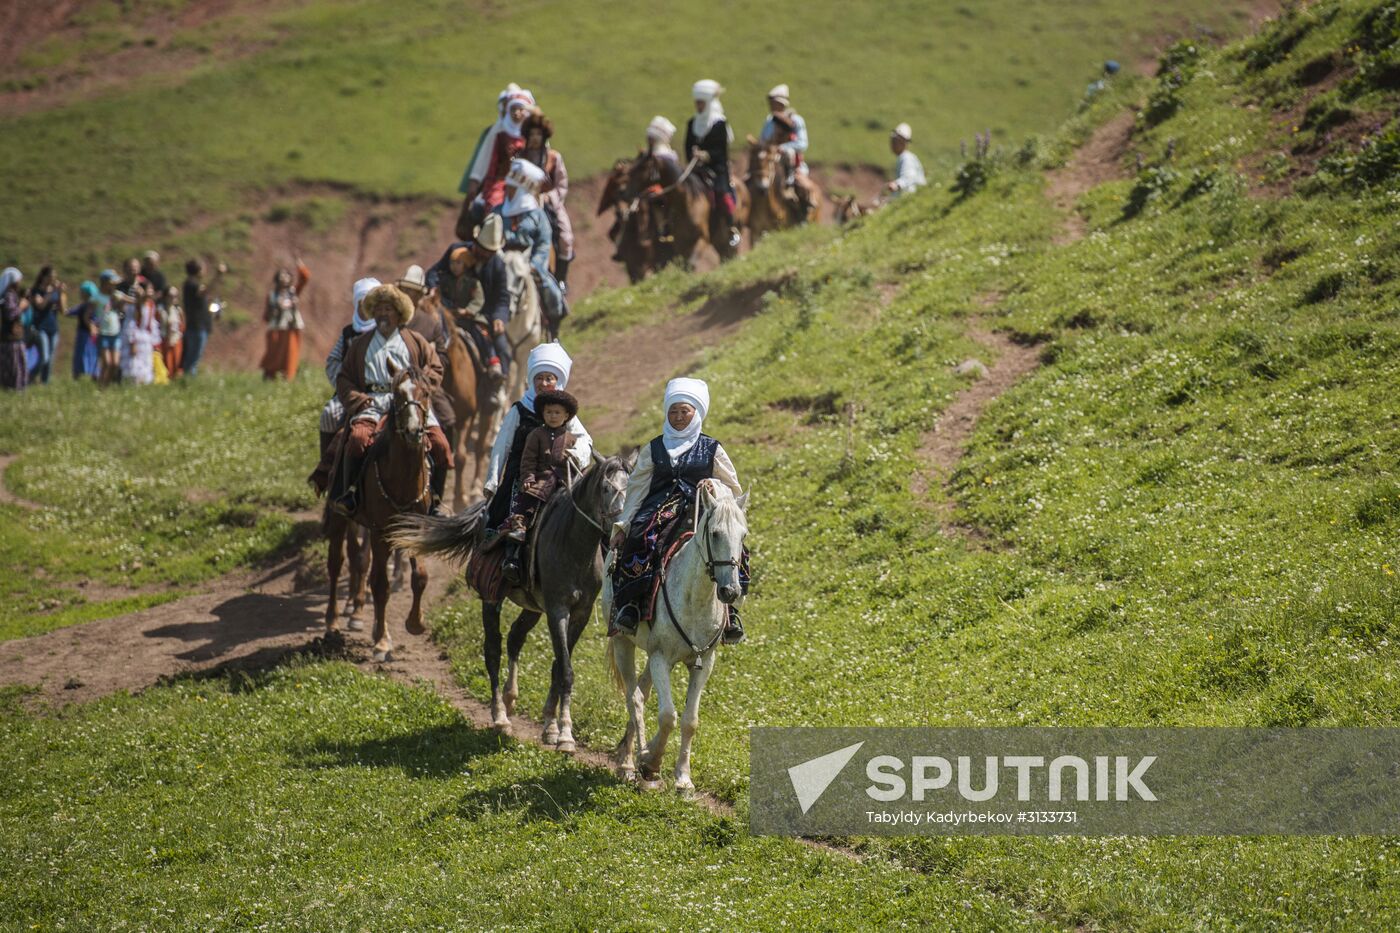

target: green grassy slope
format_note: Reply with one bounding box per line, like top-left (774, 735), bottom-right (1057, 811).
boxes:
top-left (1, 0), bottom-right (1262, 274)
top-left (0, 375), bottom-right (323, 640)
top-left (2, 0), bottom-right (1399, 928)
top-left (424, 1), bottom-right (1400, 926)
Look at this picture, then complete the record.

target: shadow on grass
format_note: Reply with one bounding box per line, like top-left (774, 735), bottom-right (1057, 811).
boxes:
top-left (297, 721), bottom-right (510, 779)
top-left (454, 762), bottom-right (618, 823)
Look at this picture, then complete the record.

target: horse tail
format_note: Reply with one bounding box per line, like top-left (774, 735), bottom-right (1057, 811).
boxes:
top-left (385, 500), bottom-right (486, 565)
top-left (607, 637), bottom-right (627, 695)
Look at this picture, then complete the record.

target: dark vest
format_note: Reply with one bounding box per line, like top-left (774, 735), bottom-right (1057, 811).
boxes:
top-left (636, 434), bottom-right (718, 524)
top-left (487, 400), bottom-right (545, 527)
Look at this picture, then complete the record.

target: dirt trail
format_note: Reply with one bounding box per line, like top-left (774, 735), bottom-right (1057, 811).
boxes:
top-left (0, 455), bottom-right (40, 510)
top-left (912, 321), bottom-right (1041, 540)
top-left (1044, 110), bottom-right (1136, 245)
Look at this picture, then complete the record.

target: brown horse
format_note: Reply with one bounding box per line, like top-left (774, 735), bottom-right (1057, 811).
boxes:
top-left (323, 363), bottom-right (434, 661)
top-left (416, 294), bottom-right (495, 512)
top-left (325, 516), bottom-right (371, 632)
top-left (598, 153), bottom-right (748, 281)
top-left (744, 139), bottom-right (822, 241)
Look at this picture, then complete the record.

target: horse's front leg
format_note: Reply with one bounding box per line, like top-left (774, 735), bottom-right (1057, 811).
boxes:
top-left (325, 519), bottom-right (344, 633)
top-left (451, 420), bottom-right (470, 512)
top-left (369, 534), bottom-right (393, 662)
top-left (640, 652), bottom-right (676, 784)
top-left (404, 555), bottom-right (427, 636)
top-left (504, 609), bottom-right (542, 718)
top-left (481, 600), bottom-right (508, 729)
top-left (543, 607), bottom-right (576, 753)
top-left (674, 650), bottom-right (717, 796)
top-left (345, 524), bottom-right (369, 631)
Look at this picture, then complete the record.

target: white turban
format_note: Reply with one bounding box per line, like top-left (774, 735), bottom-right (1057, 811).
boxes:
top-left (647, 115), bottom-right (677, 144)
top-left (502, 158), bottom-right (546, 217)
top-left (0, 267), bottom-right (21, 294)
top-left (351, 277), bottom-right (381, 332)
top-left (690, 79), bottom-right (731, 143)
top-left (522, 342), bottom-right (573, 410)
top-left (662, 377), bottom-right (709, 459)
top-left (692, 79), bottom-right (722, 101)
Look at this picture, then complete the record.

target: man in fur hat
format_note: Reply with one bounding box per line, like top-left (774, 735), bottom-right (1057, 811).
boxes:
top-left (316, 284), bottom-right (453, 517)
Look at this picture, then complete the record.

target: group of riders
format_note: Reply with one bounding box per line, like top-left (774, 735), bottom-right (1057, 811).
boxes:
top-left (302, 78), bottom-right (789, 644)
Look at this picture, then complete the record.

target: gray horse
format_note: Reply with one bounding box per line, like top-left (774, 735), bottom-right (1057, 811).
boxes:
top-left (387, 454), bottom-right (631, 752)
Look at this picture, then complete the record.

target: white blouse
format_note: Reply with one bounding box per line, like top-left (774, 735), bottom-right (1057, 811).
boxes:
top-left (484, 403), bottom-right (594, 494)
top-left (613, 440), bottom-right (741, 536)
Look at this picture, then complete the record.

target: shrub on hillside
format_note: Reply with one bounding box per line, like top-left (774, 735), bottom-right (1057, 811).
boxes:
top-left (1144, 42), bottom-right (1202, 126)
top-left (1122, 165), bottom-right (1179, 218)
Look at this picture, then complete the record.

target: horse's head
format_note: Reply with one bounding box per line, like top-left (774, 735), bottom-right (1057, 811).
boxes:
top-left (697, 478), bottom-right (748, 605)
top-left (386, 360), bottom-right (430, 447)
top-left (582, 451), bottom-right (631, 528)
top-left (597, 158), bottom-right (633, 217)
top-left (748, 143), bottom-right (780, 193)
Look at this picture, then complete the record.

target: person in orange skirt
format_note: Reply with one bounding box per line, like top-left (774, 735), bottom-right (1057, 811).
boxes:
top-left (157, 285), bottom-right (184, 378)
top-left (261, 259), bottom-right (310, 380)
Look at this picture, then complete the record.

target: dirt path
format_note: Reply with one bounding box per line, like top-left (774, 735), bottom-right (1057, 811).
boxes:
top-left (0, 454), bottom-right (40, 511)
top-left (912, 320), bottom-right (1041, 540)
top-left (1044, 109), bottom-right (1136, 245)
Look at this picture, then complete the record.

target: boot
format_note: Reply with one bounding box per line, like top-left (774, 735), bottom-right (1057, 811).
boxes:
top-left (612, 603), bottom-right (640, 636)
top-left (722, 606), bottom-right (745, 645)
top-left (504, 513), bottom-right (528, 542)
top-left (331, 453), bottom-right (364, 517)
top-left (501, 541), bottom-right (524, 583)
top-left (429, 459), bottom-right (450, 518)
top-left (553, 256), bottom-right (571, 292)
top-left (486, 356), bottom-right (504, 380)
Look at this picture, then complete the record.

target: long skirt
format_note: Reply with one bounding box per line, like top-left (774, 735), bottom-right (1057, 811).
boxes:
top-left (612, 490), bottom-right (690, 620)
top-left (0, 341), bottom-right (26, 390)
top-left (162, 338), bottom-right (183, 378)
top-left (261, 328), bottom-right (301, 380)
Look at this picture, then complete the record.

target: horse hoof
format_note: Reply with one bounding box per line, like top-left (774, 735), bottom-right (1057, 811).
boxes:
top-left (405, 617), bottom-right (426, 636)
top-left (640, 771), bottom-right (662, 790)
top-left (542, 728), bottom-right (559, 746)
top-left (555, 739), bottom-right (576, 755)
top-left (372, 649), bottom-right (393, 663)
top-left (346, 617), bottom-right (365, 632)
top-left (619, 767), bottom-right (638, 783)
top-left (491, 717), bottom-right (510, 733)
top-left (675, 781), bottom-right (696, 799)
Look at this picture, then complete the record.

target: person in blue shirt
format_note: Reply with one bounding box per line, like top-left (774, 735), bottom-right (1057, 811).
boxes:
top-left (493, 159), bottom-right (566, 336)
top-left (759, 83), bottom-right (815, 218)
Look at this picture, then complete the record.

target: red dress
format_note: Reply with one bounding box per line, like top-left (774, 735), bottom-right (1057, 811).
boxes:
top-left (480, 132), bottom-right (525, 210)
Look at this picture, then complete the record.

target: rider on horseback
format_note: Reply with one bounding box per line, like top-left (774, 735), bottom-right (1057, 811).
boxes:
top-left (319, 276), bottom-right (380, 457)
top-left (647, 115), bottom-right (679, 166)
top-left (760, 83), bottom-right (816, 220)
top-left (484, 343), bottom-right (594, 579)
top-left (425, 213), bottom-right (510, 382)
top-left (685, 80), bottom-right (741, 250)
top-left (464, 89), bottom-right (535, 227)
top-left (494, 159), bottom-right (567, 336)
top-left (520, 112), bottom-right (575, 300)
top-left (314, 285), bottom-right (454, 519)
top-left (502, 387), bottom-right (579, 542)
top-left (608, 377), bottom-right (746, 645)
top-left (396, 264), bottom-right (457, 442)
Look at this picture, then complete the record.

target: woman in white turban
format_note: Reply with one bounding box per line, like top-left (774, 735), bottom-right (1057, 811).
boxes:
top-left (684, 80), bottom-right (741, 249)
top-left (484, 341), bottom-right (594, 532)
top-left (608, 376), bottom-right (746, 642)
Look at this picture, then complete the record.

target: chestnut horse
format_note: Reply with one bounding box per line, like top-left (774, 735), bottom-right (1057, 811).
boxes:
top-left (323, 363), bottom-right (434, 661)
top-left (744, 139), bottom-right (822, 241)
top-left (598, 152), bottom-right (748, 281)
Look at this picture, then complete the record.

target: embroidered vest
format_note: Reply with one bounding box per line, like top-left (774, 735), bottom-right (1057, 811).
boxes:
top-left (646, 434), bottom-right (718, 506)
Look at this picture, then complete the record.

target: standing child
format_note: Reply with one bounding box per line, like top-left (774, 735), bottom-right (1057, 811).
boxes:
top-left (158, 285), bottom-right (184, 378)
top-left (95, 271), bottom-right (124, 386)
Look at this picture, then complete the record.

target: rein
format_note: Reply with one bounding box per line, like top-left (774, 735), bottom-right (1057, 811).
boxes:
top-left (375, 387), bottom-right (430, 513)
top-left (563, 458), bottom-right (609, 535)
top-left (625, 154), bottom-right (701, 214)
top-left (656, 488), bottom-right (737, 666)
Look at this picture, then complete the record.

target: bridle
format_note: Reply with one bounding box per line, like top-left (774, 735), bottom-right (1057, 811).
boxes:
top-left (657, 484), bottom-right (743, 666)
top-left (375, 376), bottom-right (430, 513)
top-left (563, 458), bottom-right (617, 536)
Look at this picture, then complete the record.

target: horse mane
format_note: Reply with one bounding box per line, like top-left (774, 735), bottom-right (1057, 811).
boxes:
top-left (535, 455), bottom-right (622, 542)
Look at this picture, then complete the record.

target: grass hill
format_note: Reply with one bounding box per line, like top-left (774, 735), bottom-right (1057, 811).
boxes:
top-left (0, 0), bottom-right (1267, 366)
top-left (4, 0), bottom-right (1400, 928)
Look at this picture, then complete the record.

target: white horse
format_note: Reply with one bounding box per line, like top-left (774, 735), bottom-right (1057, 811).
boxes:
top-left (605, 479), bottom-right (748, 793)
